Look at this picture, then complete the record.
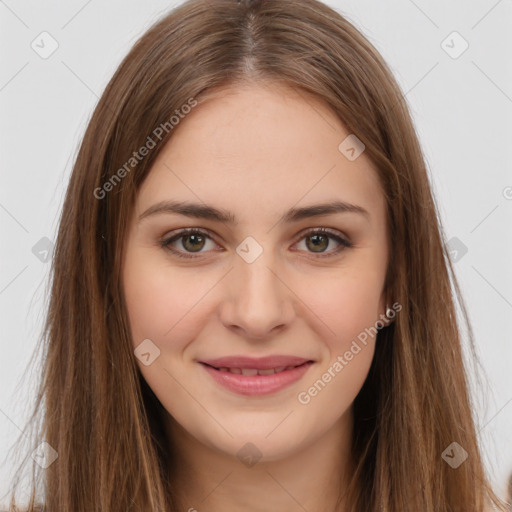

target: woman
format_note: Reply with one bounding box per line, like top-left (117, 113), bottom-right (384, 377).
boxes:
top-left (5, 0), bottom-right (508, 510)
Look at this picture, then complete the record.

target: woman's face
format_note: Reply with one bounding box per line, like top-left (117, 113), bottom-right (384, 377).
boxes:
top-left (122, 82), bottom-right (389, 463)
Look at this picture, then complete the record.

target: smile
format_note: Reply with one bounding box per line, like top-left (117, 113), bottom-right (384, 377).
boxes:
top-left (199, 361), bottom-right (314, 395)
top-left (208, 364), bottom-right (302, 375)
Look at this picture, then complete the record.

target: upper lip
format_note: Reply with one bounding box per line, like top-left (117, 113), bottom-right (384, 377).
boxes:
top-left (199, 356), bottom-right (313, 370)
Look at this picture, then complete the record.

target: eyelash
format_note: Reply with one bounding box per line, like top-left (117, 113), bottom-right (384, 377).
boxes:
top-left (159, 227), bottom-right (353, 260)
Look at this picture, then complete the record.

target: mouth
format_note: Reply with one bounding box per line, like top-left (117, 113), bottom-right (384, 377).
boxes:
top-left (201, 361), bottom-right (310, 375)
top-left (198, 358), bottom-right (315, 396)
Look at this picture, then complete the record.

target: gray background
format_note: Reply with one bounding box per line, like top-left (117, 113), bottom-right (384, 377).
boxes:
top-left (1, 0), bottom-right (511, 505)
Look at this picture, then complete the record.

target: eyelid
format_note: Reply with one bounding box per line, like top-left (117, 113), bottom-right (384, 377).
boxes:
top-left (293, 226), bottom-right (347, 243)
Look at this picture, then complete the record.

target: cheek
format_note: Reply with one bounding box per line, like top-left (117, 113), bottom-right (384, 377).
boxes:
top-left (122, 252), bottom-right (206, 408)
top-left (296, 273), bottom-right (380, 417)
top-left (296, 261), bottom-right (382, 405)
top-left (123, 249), bottom-right (224, 364)
top-left (124, 276), bottom-right (171, 344)
top-left (305, 268), bottom-right (383, 346)
top-left (123, 249), bottom-right (180, 352)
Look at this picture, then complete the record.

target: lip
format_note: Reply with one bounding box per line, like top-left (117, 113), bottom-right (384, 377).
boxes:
top-left (199, 360), bottom-right (314, 396)
top-left (199, 355), bottom-right (312, 370)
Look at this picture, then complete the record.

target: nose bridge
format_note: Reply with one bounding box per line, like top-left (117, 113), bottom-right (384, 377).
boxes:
top-left (220, 240), bottom-right (294, 338)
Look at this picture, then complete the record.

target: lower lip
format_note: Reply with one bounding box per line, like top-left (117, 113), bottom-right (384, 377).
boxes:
top-left (200, 361), bottom-right (314, 396)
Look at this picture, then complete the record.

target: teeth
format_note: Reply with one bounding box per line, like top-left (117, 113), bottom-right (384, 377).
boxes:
top-left (216, 365), bottom-right (300, 375)
top-left (257, 368), bottom-right (276, 375)
top-left (241, 368), bottom-right (258, 376)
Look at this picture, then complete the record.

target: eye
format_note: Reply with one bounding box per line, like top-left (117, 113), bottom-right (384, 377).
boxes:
top-left (160, 227), bottom-right (352, 259)
top-left (160, 228), bottom-right (218, 259)
top-left (292, 227), bottom-right (353, 258)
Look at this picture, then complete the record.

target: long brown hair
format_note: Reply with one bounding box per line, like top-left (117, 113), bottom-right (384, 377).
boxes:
top-left (5, 0), bottom-right (508, 510)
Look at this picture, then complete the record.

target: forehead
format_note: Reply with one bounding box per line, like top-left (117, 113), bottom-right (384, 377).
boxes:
top-left (135, 82), bottom-right (386, 227)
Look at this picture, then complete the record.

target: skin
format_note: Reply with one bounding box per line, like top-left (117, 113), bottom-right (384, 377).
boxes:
top-left (122, 81), bottom-right (391, 512)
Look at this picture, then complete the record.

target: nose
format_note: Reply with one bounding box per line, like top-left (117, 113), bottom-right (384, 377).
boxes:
top-left (218, 254), bottom-right (296, 340)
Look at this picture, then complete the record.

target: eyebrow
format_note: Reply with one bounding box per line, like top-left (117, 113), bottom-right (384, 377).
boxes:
top-left (138, 199), bottom-right (370, 225)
